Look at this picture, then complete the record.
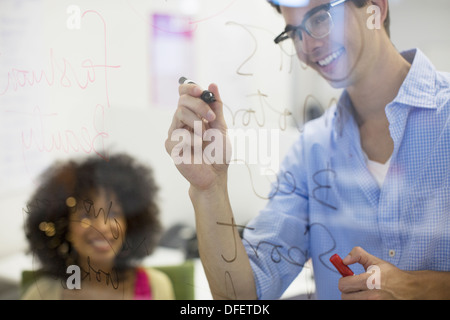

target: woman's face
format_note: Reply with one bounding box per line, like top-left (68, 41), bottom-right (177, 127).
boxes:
top-left (67, 188), bottom-right (127, 270)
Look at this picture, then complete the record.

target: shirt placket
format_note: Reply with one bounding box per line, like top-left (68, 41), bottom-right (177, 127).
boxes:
top-left (378, 104), bottom-right (411, 264)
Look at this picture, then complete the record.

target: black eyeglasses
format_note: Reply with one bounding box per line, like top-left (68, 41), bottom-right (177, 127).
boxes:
top-left (274, 0), bottom-right (349, 45)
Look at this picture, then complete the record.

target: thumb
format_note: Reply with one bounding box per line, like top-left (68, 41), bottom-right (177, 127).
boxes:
top-left (343, 247), bottom-right (382, 271)
top-left (207, 83), bottom-right (227, 129)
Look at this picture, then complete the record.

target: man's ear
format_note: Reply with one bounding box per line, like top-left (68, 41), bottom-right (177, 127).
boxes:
top-left (369, 0), bottom-right (389, 27)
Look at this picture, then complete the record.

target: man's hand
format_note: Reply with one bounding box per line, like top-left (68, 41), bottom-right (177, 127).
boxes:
top-left (165, 82), bottom-right (230, 192)
top-left (338, 247), bottom-right (414, 300)
top-left (164, 80), bottom-right (257, 300)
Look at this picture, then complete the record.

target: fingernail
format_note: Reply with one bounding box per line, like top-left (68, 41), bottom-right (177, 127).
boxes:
top-left (194, 87), bottom-right (203, 96)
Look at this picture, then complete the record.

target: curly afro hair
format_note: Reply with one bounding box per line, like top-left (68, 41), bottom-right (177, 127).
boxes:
top-left (23, 153), bottom-right (162, 279)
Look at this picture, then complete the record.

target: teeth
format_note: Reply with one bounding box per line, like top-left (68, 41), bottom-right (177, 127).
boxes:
top-left (91, 239), bottom-right (110, 248)
top-left (318, 48), bottom-right (344, 67)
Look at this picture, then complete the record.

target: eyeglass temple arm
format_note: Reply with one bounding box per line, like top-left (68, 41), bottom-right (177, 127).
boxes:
top-left (274, 0), bottom-right (347, 44)
top-left (274, 25), bottom-right (294, 44)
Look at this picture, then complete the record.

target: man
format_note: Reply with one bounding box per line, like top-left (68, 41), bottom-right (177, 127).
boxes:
top-left (165, 0), bottom-right (450, 300)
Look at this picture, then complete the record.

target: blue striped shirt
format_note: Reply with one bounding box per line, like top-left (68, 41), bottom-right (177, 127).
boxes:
top-left (243, 49), bottom-right (450, 300)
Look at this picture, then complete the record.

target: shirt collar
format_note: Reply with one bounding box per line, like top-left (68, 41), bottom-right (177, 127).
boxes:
top-left (333, 48), bottom-right (438, 136)
top-left (392, 48), bottom-right (437, 109)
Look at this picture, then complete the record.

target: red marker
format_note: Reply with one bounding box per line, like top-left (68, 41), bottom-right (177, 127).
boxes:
top-left (330, 254), bottom-right (354, 277)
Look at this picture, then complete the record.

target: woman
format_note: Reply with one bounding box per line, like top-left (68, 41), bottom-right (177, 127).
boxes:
top-left (22, 154), bottom-right (175, 300)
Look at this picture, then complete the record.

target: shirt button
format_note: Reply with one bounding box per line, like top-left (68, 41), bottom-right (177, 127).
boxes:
top-left (389, 249), bottom-right (396, 258)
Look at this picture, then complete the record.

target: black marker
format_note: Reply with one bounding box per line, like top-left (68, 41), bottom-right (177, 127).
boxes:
top-left (178, 76), bottom-right (216, 104)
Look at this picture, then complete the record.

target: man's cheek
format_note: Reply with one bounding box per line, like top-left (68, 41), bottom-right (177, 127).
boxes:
top-left (296, 51), bottom-right (311, 66)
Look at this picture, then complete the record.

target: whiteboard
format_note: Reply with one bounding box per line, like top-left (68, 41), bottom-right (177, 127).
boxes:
top-left (0, 0), bottom-right (449, 294)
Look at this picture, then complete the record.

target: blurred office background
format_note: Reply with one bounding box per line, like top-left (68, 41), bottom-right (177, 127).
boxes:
top-left (0, 0), bottom-right (449, 299)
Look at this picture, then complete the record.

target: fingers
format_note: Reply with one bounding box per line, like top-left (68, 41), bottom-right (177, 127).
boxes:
top-left (165, 129), bottom-right (201, 165)
top-left (170, 96), bottom-right (208, 135)
top-left (207, 83), bottom-right (224, 122)
top-left (337, 247), bottom-right (389, 300)
top-left (343, 246), bottom-right (382, 271)
top-left (178, 83), bottom-right (217, 122)
top-left (338, 266), bottom-right (383, 299)
top-left (169, 81), bottom-right (226, 135)
top-left (340, 272), bottom-right (392, 300)
top-left (338, 273), bottom-right (369, 294)
top-left (166, 81), bottom-right (226, 159)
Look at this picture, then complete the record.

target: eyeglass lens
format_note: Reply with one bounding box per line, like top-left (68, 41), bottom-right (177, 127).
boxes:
top-left (289, 10), bottom-right (333, 43)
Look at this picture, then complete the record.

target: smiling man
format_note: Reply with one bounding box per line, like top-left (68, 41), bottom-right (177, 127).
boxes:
top-left (165, 0), bottom-right (450, 300)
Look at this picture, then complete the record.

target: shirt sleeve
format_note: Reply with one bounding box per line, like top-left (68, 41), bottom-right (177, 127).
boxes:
top-left (242, 133), bottom-right (311, 300)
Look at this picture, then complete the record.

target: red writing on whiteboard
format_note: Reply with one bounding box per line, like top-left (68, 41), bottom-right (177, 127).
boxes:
top-left (20, 104), bottom-right (109, 160)
top-left (0, 10), bottom-right (120, 109)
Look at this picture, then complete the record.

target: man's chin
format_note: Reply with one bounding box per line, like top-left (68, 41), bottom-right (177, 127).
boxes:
top-left (313, 69), bottom-right (351, 89)
top-left (326, 77), bottom-right (350, 89)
